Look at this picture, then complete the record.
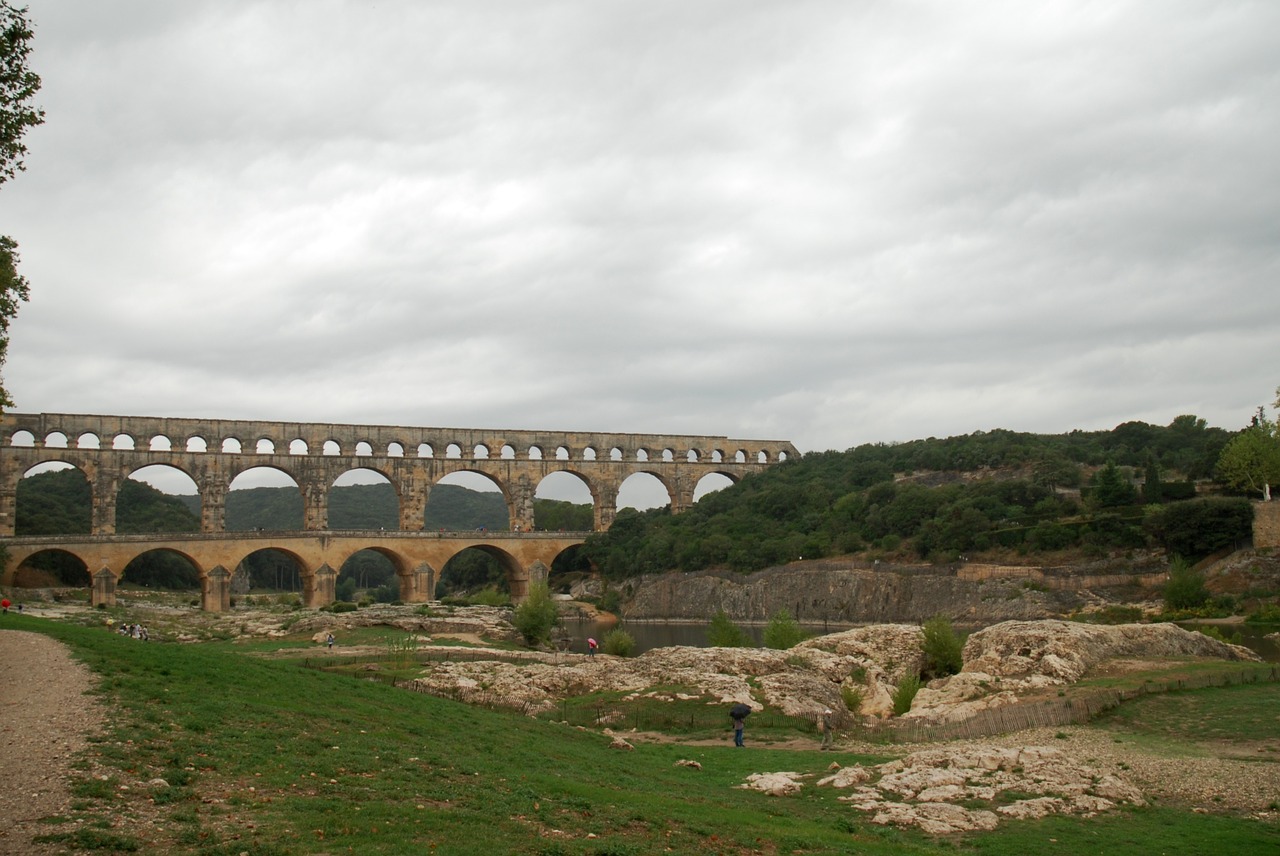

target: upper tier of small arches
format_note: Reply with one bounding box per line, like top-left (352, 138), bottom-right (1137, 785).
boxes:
top-left (1, 413), bottom-right (798, 465)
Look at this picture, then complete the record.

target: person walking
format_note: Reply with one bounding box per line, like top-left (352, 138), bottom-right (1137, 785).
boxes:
top-left (729, 702), bottom-right (751, 747)
top-left (586, 637), bottom-right (598, 657)
top-left (326, 633), bottom-right (335, 650)
top-left (818, 708), bottom-right (834, 750)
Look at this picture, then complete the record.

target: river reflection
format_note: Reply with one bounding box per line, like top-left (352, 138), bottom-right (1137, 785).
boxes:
top-left (561, 617), bottom-right (1280, 662)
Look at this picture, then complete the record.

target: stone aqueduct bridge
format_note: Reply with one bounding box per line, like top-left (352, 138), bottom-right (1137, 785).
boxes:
top-left (0, 412), bottom-right (797, 610)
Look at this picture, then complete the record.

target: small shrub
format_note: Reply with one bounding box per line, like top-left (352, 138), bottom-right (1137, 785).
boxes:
top-left (841, 684), bottom-right (864, 714)
top-left (325, 601), bottom-right (358, 614)
top-left (920, 615), bottom-right (963, 679)
top-left (469, 587), bottom-right (510, 607)
top-left (892, 675), bottom-right (921, 716)
top-left (762, 609), bottom-right (808, 650)
top-left (601, 628), bottom-right (636, 657)
top-left (1164, 557), bottom-right (1209, 611)
top-left (512, 582), bottom-right (559, 647)
top-left (706, 609), bottom-right (750, 647)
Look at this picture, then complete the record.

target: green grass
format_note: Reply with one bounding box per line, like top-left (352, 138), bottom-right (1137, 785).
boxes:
top-left (1093, 680), bottom-right (1280, 746)
top-left (8, 613), bottom-right (1280, 855)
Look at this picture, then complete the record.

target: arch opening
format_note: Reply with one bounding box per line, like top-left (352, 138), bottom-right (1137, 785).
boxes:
top-left (227, 467), bottom-right (303, 531)
top-left (437, 546), bottom-right (516, 601)
top-left (337, 549), bottom-right (403, 603)
top-left (547, 544), bottom-right (593, 593)
top-left (533, 472), bottom-right (593, 531)
top-left (119, 465), bottom-right (200, 534)
top-left (236, 548), bottom-right (303, 594)
top-left (425, 472), bottom-right (509, 532)
top-left (617, 472), bottom-right (672, 512)
top-left (693, 473), bottom-right (735, 502)
top-left (329, 468), bottom-right (397, 529)
top-left (122, 549), bottom-right (200, 591)
top-left (16, 464), bottom-right (89, 536)
top-left (10, 548), bottom-right (90, 587)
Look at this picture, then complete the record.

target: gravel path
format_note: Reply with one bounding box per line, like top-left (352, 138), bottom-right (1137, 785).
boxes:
top-left (0, 630), bottom-right (107, 856)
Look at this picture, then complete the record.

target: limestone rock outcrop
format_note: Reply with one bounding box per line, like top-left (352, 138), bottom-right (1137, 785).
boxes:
top-left (960, 619), bottom-right (1259, 684)
top-left (905, 619), bottom-right (1260, 721)
top-left (807, 744), bottom-right (1145, 833)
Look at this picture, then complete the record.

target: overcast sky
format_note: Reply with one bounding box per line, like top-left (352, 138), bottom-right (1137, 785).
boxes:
top-left (4, 1), bottom-right (1279, 461)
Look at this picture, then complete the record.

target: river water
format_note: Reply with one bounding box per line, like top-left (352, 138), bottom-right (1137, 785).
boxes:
top-left (561, 617), bottom-right (1280, 662)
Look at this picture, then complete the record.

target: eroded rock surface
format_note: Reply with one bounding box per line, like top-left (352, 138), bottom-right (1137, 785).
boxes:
top-left (768, 744), bottom-right (1148, 833)
top-left (905, 620), bottom-right (1261, 721)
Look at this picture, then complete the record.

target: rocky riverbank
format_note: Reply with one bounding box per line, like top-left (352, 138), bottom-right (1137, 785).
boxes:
top-left (615, 557), bottom-right (1165, 624)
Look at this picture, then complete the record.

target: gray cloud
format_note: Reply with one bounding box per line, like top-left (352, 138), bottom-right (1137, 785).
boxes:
top-left (3, 0), bottom-right (1278, 456)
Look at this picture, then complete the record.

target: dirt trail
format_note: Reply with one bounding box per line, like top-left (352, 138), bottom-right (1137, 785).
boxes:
top-left (0, 629), bottom-right (107, 855)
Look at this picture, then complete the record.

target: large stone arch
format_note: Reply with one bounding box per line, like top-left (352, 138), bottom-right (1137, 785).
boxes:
top-left (617, 470), bottom-right (678, 512)
top-left (2, 546), bottom-right (90, 587)
top-left (329, 466), bottom-right (400, 530)
top-left (226, 466), bottom-right (306, 531)
top-left (440, 543), bottom-right (533, 600)
top-left (429, 469), bottom-right (514, 531)
top-left (120, 547), bottom-right (202, 590)
top-left (532, 469), bottom-right (596, 532)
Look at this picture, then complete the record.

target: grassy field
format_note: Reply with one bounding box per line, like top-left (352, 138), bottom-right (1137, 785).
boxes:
top-left (8, 614), bottom-right (1280, 855)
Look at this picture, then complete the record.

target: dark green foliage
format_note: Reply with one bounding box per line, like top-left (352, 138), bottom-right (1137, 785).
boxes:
top-left (1143, 456), bottom-right (1163, 504)
top-left (581, 417), bottom-right (1243, 581)
top-left (424, 484), bottom-right (508, 530)
top-left (534, 497), bottom-right (593, 531)
top-left (335, 577), bottom-right (357, 602)
top-left (892, 675), bottom-right (922, 715)
top-left (16, 468), bottom-right (90, 534)
top-left (1144, 498), bottom-right (1253, 560)
top-left (237, 549), bottom-right (301, 591)
top-left (1164, 557), bottom-right (1210, 611)
top-left (438, 548), bottom-right (507, 595)
top-left (920, 615), bottom-right (963, 679)
top-left (706, 609), bottom-right (750, 647)
top-left (512, 581), bottom-right (559, 646)
top-left (327, 483), bottom-right (397, 529)
top-left (225, 485), bottom-right (304, 531)
top-left (337, 548), bottom-right (397, 590)
top-left (116, 480), bottom-right (200, 534)
top-left (1089, 461), bottom-right (1139, 508)
top-left (601, 628), bottom-right (636, 656)
top-left (762, 608), bottom-right (807, 650)
top-left (121, 551), bottom-right (199, 589)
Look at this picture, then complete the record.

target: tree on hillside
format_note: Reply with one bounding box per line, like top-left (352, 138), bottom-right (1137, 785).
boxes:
top-left (1088, 461), bottom-right (1138, 508)
top-left (0, 2), bottom-right (44, 408)
top-left (1215, 408), bottom-right (1280, 501)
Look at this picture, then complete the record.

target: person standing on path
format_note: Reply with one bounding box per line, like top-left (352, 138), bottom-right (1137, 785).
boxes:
top-left (818, 708), bottom-right (834, 750)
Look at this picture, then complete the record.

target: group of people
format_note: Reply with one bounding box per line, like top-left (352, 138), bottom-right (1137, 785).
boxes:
top-left (117, 622), bottom-right (149, 641)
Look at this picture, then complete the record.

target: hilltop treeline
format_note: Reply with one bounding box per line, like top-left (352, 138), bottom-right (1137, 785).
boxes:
top-left (581, 417), bottom-right (1253, 579)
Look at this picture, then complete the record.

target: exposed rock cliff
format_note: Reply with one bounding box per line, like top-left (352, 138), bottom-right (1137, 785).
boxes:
top-left (621, 560), bottom-right (1162, 624)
